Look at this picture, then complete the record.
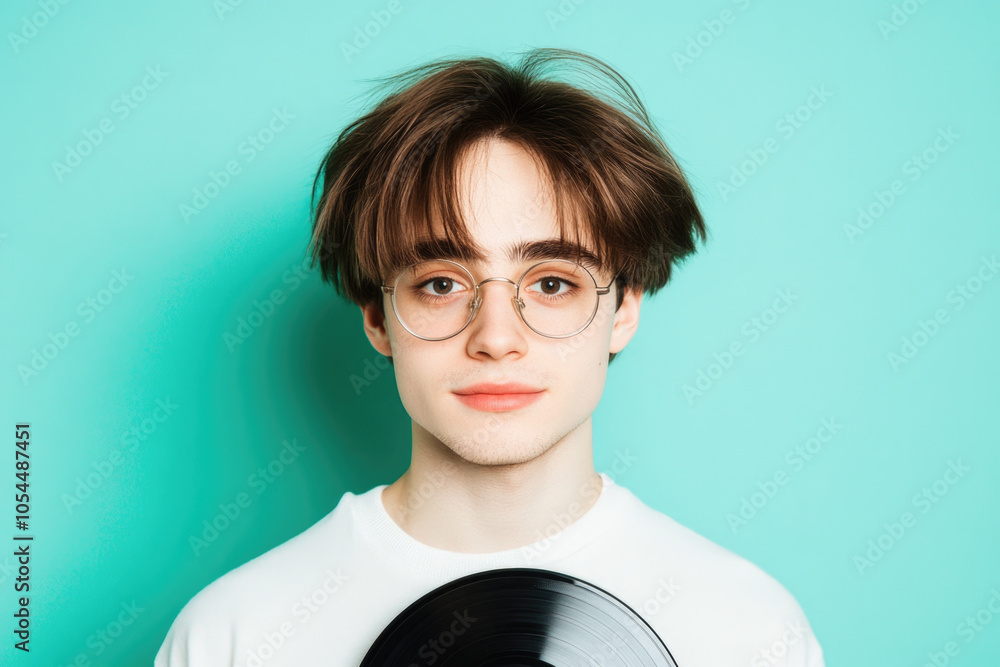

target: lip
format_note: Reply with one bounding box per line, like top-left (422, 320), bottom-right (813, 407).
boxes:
top-left (452, 383), bottom-right (545, 413)
top-left (454, 392), bottom-right (544, 412)
top-left (453, 382), bottom-right (544, 395)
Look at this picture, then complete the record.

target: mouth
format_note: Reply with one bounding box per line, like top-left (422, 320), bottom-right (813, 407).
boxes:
top-left (453, 391), bottom-right (544, 412)
top-left (454, 382), bottom-right (543, 395)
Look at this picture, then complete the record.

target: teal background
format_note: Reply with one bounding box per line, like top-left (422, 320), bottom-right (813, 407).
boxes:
top-left (1, 0), bottom-right (998, 664)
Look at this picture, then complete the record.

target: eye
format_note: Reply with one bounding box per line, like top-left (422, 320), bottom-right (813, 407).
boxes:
top-left (416, 275), bottom-right (469, 297)
top-left (526, 275), bottom-right (576, 297)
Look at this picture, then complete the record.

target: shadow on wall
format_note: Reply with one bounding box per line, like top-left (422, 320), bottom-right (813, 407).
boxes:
top-left (283, 273), bottom-right (412, 493)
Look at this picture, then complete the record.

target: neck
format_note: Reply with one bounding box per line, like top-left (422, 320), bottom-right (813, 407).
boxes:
top-left (381, 417), bottom-right (603, 553)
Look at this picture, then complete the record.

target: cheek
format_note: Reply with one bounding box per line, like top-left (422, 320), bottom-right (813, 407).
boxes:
top-left (546, 342), bottom-right (609, 422)
top-left (549, 300), bottom-right (616, 364)
top-left (394, 373), bottom-right (431, 426)
top-left (392, 346), bottom-right (435, 401)
top-left (390, 339), bottom-right (463, 424)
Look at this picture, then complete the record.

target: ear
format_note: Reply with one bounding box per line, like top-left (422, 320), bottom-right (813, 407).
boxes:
top-left (609, 286), bottom-right (642, 355)
top-left (360, 300), bottom-right (393, 357)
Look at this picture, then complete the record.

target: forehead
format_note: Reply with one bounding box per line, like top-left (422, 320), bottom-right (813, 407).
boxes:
top-left (424, 137), bottom-right (600, 269)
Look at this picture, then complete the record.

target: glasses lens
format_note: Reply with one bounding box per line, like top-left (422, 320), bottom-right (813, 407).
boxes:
top-left (518, 260), bottom-right (598, 337)
top-left (393, 260), bottom-right (475, 339)
top-left (391, 259), bottom-right (601, 339)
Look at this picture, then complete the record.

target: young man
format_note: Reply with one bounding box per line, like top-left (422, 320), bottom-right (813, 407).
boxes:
top-left (156, 49), bottom-right (825, 666)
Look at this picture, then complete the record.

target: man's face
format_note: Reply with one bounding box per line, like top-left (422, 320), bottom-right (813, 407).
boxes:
top-left (361, 137), bottom-right (641, 466)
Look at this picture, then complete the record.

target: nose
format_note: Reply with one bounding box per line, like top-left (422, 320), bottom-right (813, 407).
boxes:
top-left (472, 278), bottom-right (521, 321)
top-left (465, 278), bottom-right (528, 358)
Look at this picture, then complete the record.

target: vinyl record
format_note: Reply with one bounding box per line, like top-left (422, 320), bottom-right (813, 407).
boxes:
top-left (360, 567), bottom-right (679, 666)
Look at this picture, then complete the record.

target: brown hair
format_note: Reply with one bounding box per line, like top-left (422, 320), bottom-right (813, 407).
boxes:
top-left (308, 48), bottom-right (706, 363)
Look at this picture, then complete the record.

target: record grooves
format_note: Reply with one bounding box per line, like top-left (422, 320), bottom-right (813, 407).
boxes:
top-left (361, 568), bottom-right (678, 666)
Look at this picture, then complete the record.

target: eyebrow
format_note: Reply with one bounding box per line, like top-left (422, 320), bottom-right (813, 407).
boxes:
top-left (412, 237), bottom-right (602, 272)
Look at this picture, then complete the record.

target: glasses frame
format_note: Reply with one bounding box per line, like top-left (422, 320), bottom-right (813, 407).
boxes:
top-left (380, 258), bottom-right (620, 341)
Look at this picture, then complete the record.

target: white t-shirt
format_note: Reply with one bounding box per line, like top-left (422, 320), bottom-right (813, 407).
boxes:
top-left (155, 472), bottom-right (825, 666)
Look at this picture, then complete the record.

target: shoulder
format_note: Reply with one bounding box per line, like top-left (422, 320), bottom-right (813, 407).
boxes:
top-left (608, 485), bottom-right (825, 665)
top-left (155, 490), bottom-right (362, 666)
top-left (616, 489), bottom-right (801, 606)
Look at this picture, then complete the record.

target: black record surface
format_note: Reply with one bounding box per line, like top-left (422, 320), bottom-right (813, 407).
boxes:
top-left (360, 567), bottom-right (679, 666)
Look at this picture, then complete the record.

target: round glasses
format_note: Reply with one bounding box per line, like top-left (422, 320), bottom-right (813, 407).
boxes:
top-left (380, 259), bottom-right (618, 341)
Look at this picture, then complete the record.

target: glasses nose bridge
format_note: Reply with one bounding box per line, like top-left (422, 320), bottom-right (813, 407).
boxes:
top-left (476, 275), bottom-right (518, 290)
top-left (469, 275), bottom-right (523, 321)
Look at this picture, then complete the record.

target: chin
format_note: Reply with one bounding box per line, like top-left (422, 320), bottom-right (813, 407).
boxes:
top-left (440, 430), bottom-right (556, 467)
